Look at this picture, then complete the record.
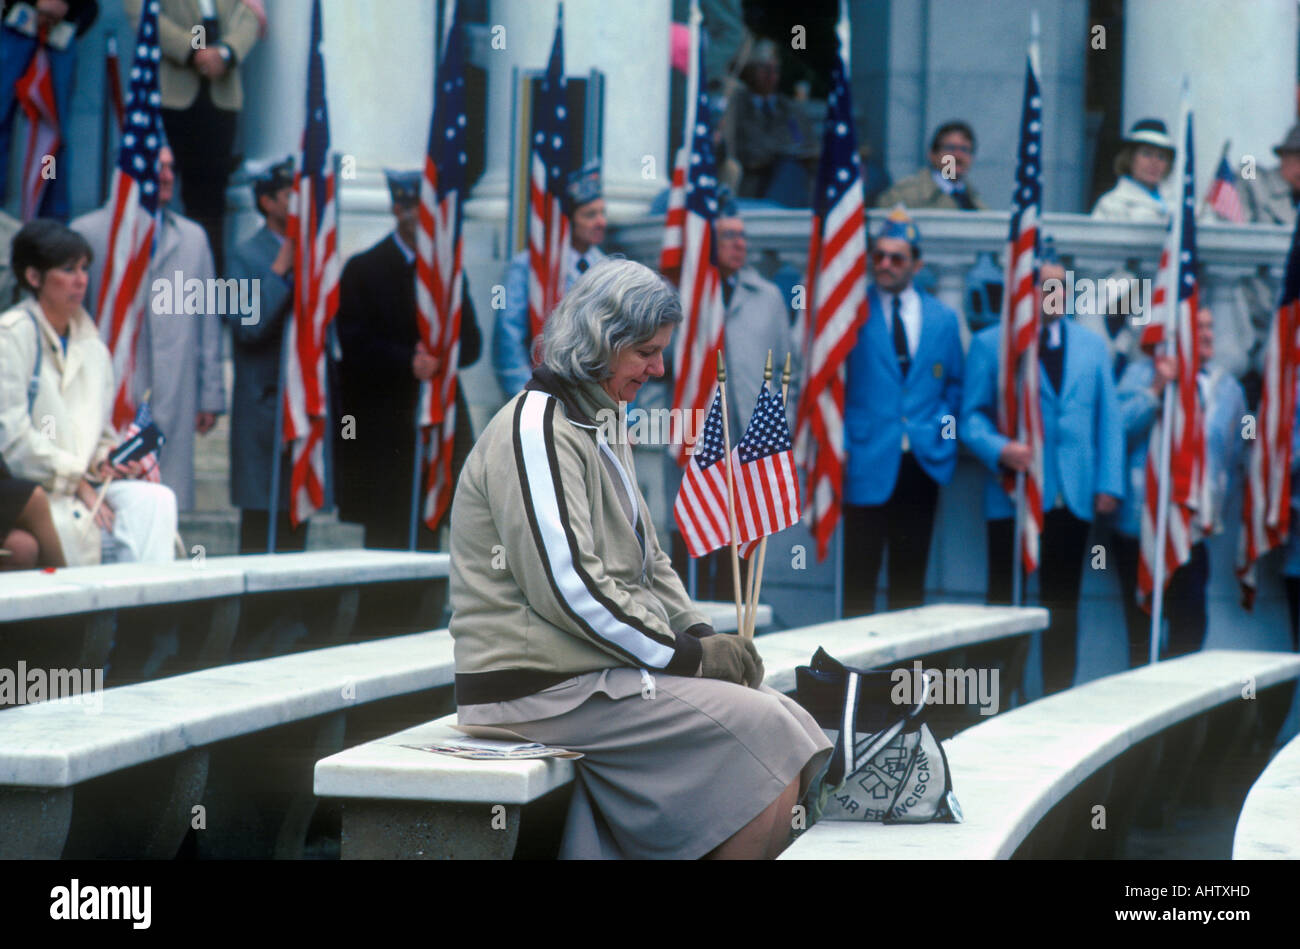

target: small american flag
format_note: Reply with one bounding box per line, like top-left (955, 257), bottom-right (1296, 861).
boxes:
top-left (1236, 208), bottom-right (1300, 606)
top-left (1138, 106), bottom-right (1209, 611)
top-left (94, 0), bottom-right (165, 431)
top-left (282, 0), bottom-right (340, 528)
top-left (733, 382), bottom-right (801, 559)
top-left (109, 399), bottom-right (164, 483)
top-left (995, 53), bottom-right (1045, 575)
top-left (793, 49), bottom-right (867, 562)
top-left (416, 4), bottom-right (469, 532)
top-left (1206, 147), bottom-right (1245, 223)
top-left (673, 388), bottom-right (732, 558)
top-left (15, 28), bottom-right (60, 221)
top-left (526, 5), bottom-right (569, 357)
top-left (666, 3), bottom-right (725, 468)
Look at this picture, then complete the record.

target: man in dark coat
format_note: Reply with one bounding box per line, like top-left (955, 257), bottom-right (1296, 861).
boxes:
top-left (225, 157), bottom-right (310, 553)
top-left (332, 170), bottom-right (481, 550)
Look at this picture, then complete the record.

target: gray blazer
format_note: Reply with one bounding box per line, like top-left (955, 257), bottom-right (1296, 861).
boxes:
top-left (226, 226), bottom-right (295, 511)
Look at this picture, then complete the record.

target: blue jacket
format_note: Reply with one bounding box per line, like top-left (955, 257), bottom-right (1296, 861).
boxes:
top-left (961, 319), bottom-right (1124, 522)
top-left (1114, 361), bottom-right (1247, 539)
top-left (843, 286), bottom-right (964, 505)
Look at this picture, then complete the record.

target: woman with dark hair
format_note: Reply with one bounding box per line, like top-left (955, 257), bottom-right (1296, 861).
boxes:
top-left (449, 257), bottom-right (831, 859)
top-left (0, 219), bottom-right (177, 566)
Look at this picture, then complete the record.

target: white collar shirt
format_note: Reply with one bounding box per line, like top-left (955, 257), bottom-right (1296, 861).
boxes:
top-left (878, 284), bottom-right (922, 357)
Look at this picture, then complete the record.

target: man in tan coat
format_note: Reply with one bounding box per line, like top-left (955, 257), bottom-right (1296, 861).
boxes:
top-left (875, 120), bottom-right (987, 211)
top-left (124, 0), bottom-right (262, 273)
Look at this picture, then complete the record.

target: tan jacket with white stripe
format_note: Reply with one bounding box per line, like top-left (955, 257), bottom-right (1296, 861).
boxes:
top-left (449, 368), bottom-right (712, 706)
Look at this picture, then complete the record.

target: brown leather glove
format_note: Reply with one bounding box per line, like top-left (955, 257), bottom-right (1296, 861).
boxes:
top-left (697, 634), bottom-right (764, 688)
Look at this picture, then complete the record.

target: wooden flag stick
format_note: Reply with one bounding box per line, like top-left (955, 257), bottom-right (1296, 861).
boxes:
top-left (746, 353), bottom-right (790, 638)
top-left (742, 350), bottom-right (773, 637)
top-left (717, 351), bottom-right (745, 636)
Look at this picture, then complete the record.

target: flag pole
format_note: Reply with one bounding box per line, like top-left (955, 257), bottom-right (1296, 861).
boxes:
top-left (742, 350), bottom-right (774, 636)
top-left (1149, 80), bottom-right (1190, 663)
top-left (717, 351), bottom-right (745, 635)
top-left (267, 316), bottom-right (290, 554)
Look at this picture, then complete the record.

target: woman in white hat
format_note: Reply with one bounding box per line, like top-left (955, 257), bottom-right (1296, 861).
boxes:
top-left (1091, 118), bottom-right (1176, 222)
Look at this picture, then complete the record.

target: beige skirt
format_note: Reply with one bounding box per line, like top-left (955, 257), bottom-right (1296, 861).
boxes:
top-left (457, 667), bottom-right (833, 859)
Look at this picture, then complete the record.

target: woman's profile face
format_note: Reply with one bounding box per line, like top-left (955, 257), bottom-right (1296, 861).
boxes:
top-left (1131, 144), bottom-right (1172, 189)
top-left (35, 256), bottom-right (90, 312)
top-left (601, 323), bottom-right (674, 403)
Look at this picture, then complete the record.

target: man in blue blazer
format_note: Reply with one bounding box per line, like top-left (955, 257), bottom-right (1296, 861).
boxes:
top-left (961, 249), bottom-right (1124, 695)
top-left (842, 207), bottom-right (965, 614)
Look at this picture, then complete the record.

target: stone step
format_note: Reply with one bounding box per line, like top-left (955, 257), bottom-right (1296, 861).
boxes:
top-left (179, 510), bottom-right (365, 558)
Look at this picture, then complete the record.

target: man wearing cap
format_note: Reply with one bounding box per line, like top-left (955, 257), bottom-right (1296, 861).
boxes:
top-left (1092, 118), bottom-right (1176, 222)
top-left (71, 144), bottom-right (226, 514)
top-left (840, 207), bottom-right (964, 615)
top-left (332, 170), bottom-right (483, 549)
top-left (875, 120), bottom-right (987, 212)
top-left (726, 38), bottom-right (818, 205)
top-left (961, 248), bottom-right (1124, 695)
top-left (225, 156), bottom-right (308, 553)
top-left (1205, 124), bottom-right (1300, 398)
top-left (493, 161), bottom-right (606, 398)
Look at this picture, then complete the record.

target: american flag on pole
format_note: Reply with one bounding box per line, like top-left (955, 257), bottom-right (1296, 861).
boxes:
top-left (15, 29), bottom-right (60, 221)
top-left (1236, 212), bottom-right (1300, 606)
top-left (1205, 146), bottom-right (1245, 224)
top-left (94, 0), bottom-right (165, 431)
top-left (995, 54), bottom-right (1045, 574)
top-left (792, 50), bottom-right (867, 562)
top-left (1138, 108), bottom-right (1209, 610)
top-left (109, 398), bottom-right (164, 483)
top-left (415, 4), bottom-right (469, 531)
top-left (666, 2), bottom-right (725, 468)
top-left (282, 0), bottom-right (340, 528)
top-left (526, 5), bottom-right (569, 357)
top-left (674, 388), bottom-right (732, 557)
top-left (733, 382), bottom-right (801, 559)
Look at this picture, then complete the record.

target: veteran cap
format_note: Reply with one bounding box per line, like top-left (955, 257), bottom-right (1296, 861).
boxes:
top-left (565, 159), bottom-right (602, 215)
top-left (251, 156), bottom-right (294, 202)
top-left (875, 204), bottom-right (921, 249)
top-left (385, 169), bottom-right (421, 206)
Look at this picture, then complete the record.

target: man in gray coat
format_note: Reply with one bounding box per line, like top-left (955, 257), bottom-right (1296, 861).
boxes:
top-left (71, 145), bottom-right (225, 512)
top-left (225, 158), bottom-right (311, 553)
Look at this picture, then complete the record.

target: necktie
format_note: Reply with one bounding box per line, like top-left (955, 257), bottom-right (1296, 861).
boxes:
top-left (951, 188), bottom-right (976, 211)
top-left (1040, 324), bottom-right (1064, 393)
top-left (891, 295), bottom-right (910, 377)
top-left (576, 257), bottom-right (589, 275)
top-left (722, 276), bottom-right (735, 308)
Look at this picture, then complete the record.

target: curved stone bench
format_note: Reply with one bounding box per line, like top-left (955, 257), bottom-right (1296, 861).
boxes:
top-left (0, 551), bottom-right (452, 686)
top-left (313, 603), bottom-right (1048, 859)
top-left (1233, 731), bottom-right (1300, 859)
top-left (781, 650), bottom-right (1300, 861)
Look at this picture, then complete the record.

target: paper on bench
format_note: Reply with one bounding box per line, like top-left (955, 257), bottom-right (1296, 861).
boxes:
top-left (399, 738), bottom-right (584, 761)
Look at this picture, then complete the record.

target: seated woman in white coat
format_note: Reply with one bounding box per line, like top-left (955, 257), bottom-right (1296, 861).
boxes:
top-left (0, 220), bottom-right (177, 566)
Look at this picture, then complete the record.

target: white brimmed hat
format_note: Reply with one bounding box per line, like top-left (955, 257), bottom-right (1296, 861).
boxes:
top-left (1122, 118), bottom-right (1174, 152)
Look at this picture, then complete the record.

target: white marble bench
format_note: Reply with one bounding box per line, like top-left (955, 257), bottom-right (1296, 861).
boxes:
top-left (313, 603), bottom-right (1048, 859)
top-left (781, 650), bottom-right (1300, 861)
top-left (1233, 730), bottom-right (1300, 859)
top-left (0, 551), bottom-right (452, 685)
top-left (0, 628), bottom-right (458, 860)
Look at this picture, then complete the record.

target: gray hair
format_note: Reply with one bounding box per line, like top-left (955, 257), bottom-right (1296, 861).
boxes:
top-left (540, 257), bottom-right (682, 383)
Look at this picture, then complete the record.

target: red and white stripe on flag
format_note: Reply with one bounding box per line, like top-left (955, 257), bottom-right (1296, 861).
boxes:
top-left (733, 387), bottom-right (801, 559)
top-left (674, 388), bottom-right (733, 558)
top-left (527, 156), bottom-right (568, 353)
top-left (1237, 233), bottom-right (1300, 605)
top-left (792, 51), bottom-right (867, 563)
top-left (283, 164), bottom-right (340, 527)
top-left (659, 148), bottom-right (688, 281)
top-left (15, 42), bottom-right (60, 222)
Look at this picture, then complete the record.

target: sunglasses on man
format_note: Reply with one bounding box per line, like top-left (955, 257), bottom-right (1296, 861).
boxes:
top-left (871, 249), bottom-right (912, 267)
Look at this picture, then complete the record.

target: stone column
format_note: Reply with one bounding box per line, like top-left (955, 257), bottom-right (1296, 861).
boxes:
top-left (466, 0), bottom-right (670, 227)
top-left (231, 0), bottom-right (436, 259)
top-left (1123, 0), bottom-right (1298, 192)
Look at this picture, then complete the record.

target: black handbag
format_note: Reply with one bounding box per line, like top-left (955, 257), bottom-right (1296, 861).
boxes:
top-left (795, 647), bottom-right (962, 823)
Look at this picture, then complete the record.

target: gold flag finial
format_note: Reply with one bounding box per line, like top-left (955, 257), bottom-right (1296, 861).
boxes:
top-left (764, 350), bottom-right (773, 381)
top-left (782, 353), bottom-right (792, 386)
top-left (716, 350), bottom-right (726, 383)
